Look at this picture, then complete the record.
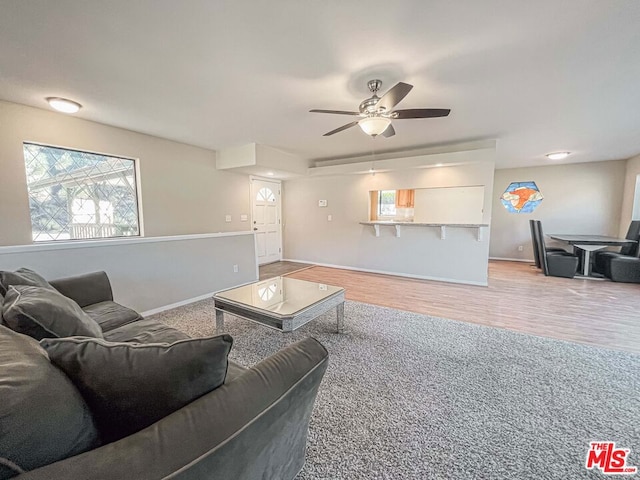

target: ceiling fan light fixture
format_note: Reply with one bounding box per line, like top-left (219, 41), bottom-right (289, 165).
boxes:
top-left (311, 80), bottom-right (450, 138)
top-left (46, 97), bottom-right (82, 113)
top-left (359, 116), bottom-right (391, 136)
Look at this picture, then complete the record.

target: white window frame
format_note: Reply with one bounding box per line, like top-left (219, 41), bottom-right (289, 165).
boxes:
top-left (377, 189), bottom-right (397, 219)
top-left (22, 141), bottom-right (144, 243)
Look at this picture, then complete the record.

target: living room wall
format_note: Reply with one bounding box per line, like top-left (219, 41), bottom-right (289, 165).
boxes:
top-left (620, 153), bottom-right (640, 236)
top-left (283, 153), bottom-right (495, 285)
top-left (0, 101), bottom-right (258, 311)
top-left (489, 160), bottom-right (627, 261)
top-left (0, 100), bottom-right (251, 246)
top-left (0, 233), bottom-right (257, 314)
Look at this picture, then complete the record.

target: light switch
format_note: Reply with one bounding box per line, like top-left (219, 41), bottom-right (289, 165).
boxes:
top-left (327, 214), bottom-right (332, 221)
top-left (318, 200), bottom-right (328, 207)
top-left (240, 214), bottom-right (248, 222)
top-left (225, 215), bottom-right (232, 222)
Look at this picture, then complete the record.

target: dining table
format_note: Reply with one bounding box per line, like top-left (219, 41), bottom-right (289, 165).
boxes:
top-left (546, 234), bottom-right (637, 276)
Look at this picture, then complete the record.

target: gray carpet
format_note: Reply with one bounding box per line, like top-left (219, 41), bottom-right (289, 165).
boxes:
top-left (150, 300), bottom-right (640, 480)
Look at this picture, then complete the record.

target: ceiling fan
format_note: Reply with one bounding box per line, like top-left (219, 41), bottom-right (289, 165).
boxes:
top-left (310, 79), bottom-right (451, 138)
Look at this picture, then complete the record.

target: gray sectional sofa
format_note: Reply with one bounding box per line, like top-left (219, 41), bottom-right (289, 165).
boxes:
top-left (0, 270), bottom-right (328, 479)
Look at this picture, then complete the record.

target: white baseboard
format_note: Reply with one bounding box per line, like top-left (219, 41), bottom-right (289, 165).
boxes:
top-left (141, 292), bottom-right (215, 317)
top-left (489, 257), bottom-right (534, 263)
top-left (140, 280), bottom-right (256, 317)
top-left (282, 258), bottom-right (488, 287)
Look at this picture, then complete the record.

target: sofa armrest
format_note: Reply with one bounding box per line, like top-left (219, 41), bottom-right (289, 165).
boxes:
top-left (49, 271), bottom-right (113, 307)
top-left (18, 337), bottom-right (329, 480)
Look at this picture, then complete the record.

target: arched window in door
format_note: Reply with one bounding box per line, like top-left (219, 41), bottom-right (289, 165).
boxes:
top-left (256, 187), bottom-right (276, 203)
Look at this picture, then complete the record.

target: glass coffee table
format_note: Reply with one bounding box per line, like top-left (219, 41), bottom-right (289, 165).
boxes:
top-left (213, 276), bottom-right (345, 333)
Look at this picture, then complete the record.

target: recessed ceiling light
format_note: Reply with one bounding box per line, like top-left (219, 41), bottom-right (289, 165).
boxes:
top-left (266, 172), bottom-right (274, 176)
top-left (546, 152), bottom-right (570, 161)
top-left (46, 97), bottom-right (82, 114)
top-left (435, 163), bottom-right (444, 167)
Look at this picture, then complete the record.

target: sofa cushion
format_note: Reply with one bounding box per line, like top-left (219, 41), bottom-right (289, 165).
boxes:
top-left (50, 271), bottom-right (114, 308)
top-left (103, 318), bottom-right (190, 344)
top-left (0, 268), bottom-right (54, 297)
top-left (225, 360), bottom-right (247, 384)
top-left (2, 286), bottom-right (103, 341)
top-left (41, 334), bottom-right (234, 443)
top-left (0, 326), bottom-right (99, 479)
top-left (82, 301), bottom-right (142, 333)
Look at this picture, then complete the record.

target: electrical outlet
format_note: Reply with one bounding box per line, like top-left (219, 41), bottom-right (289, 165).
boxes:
top-left (225, 215), bottom-right (232, 223)
top-left (233, 264), bottom-right (239, 273)
top-left (517, 245), bottom-right (524, 252)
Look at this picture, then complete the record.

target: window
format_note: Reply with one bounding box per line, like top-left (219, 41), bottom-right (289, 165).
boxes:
top-left (633, 174), bottom-right (640, 220)
top-left (23, 143), bottom-right (140, 242)
top-left (370, 189), bottom-right (416, 221)
top-left (378, 190), bottom-right (397, 217)
top-left (256, 187), bottom-right (276, 203)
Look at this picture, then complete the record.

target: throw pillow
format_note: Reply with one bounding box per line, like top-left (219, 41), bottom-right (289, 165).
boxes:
top-left (41, 334), bottom-right (234, 442)
top-left (2, 285), bottom-right (103, 340)
top-left (0, 326), bottom-right (99, 479)
top-left (0, 268), bottom-right (55, 297)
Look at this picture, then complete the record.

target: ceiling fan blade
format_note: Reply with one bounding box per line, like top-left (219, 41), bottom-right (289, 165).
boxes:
top-left (393, 108), bottom-right (451, 119)
top-left (381, 124), bottom-right (396, 138)
top-left (310, 109), bottom-right (361, 116)
top-left (323, 121), bottom-right (359, 136)
top-left (375, 82), bottom-right (413, 112)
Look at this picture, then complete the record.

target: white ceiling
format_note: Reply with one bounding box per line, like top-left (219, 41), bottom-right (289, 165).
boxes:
top-left (1, 0), bottom-right (639, 169)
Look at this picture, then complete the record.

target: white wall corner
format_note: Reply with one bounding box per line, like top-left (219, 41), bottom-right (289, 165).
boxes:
top-left (256, 144), bottom-right (308, 176)
top-left (216, 143), bottom-right (257, 169)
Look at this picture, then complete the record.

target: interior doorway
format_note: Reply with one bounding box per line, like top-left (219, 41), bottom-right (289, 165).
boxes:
top-left (251, 177), bottom-right (282, 265)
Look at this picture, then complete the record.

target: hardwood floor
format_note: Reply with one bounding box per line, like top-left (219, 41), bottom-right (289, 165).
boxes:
top-left (280, 260), bottom-right (640, 354)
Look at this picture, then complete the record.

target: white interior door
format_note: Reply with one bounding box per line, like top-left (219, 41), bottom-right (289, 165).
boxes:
top-left (251, 178), bottom-right (282, 265)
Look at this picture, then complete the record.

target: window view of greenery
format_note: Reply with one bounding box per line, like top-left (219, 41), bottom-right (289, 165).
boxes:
top-left (378, 190), bottom-right (397, 217)
top-left (23, 143), bottom-right (140, 242)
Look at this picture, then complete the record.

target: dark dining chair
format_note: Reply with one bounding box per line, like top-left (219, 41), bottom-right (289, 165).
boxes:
top-left (529, 219), bottom-right (568, 269)
top-left (593, 220), bottom-right (640, 278)
top-left (607, 256), bottom-right (640, 283)
top-left (533, 220), bottom-right (579, 278)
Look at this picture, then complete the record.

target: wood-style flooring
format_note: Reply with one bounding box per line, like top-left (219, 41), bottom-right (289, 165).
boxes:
top-left (269, 260), bottom-right (640, 354)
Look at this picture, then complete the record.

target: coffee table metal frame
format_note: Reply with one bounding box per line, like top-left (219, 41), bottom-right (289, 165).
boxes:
top-left (214, 286), bottom-right (345, 334)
